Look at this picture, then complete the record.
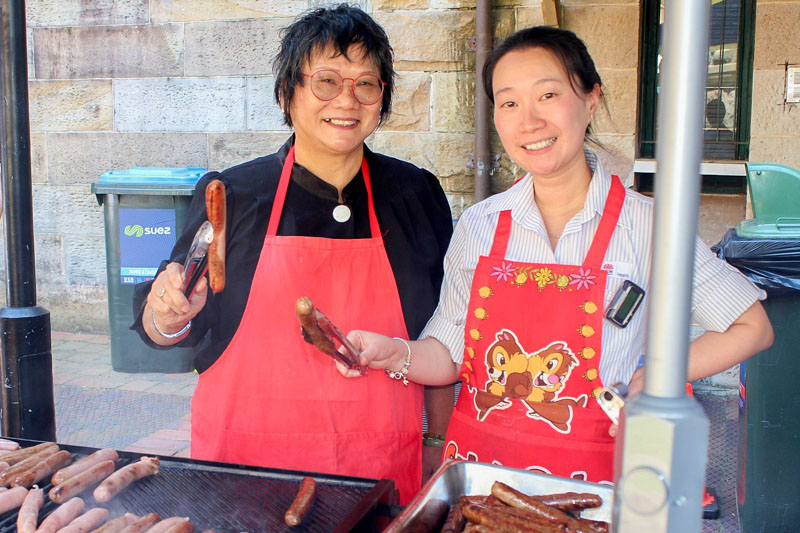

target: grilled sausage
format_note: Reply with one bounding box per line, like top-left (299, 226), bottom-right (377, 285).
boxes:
top-left (529, 492), bottom-right (603, 512)
top-left (461, 503), bottom-right (560, 533)
top-left (284, 476), bottom-right (316, 526)
top-left (161, 522), bottom-right (194, 533)
top-left (490, 482), bottom-right (599, 533)
top-left (52, 449), bottom-right (118, 486)
top-left (36, 496), bottom-right (85, 533)
top-left (143, 517), bottom-right (189, 533)
top-left (119, 513), bottom-right (160, 533)
top-left (89, 513), bottom-right (139, 533)
top-left (0, 444), bottom-right (58, 487)
top-left (16, 486), bottom-right (42, 532)
top-left (49, 460), bottom-right (115, 504)
top-left (12, 450), bottom-right (72, 488)
top-left (441, 503), bottom-right (465, 533)
top-left (0, 442), bottom-right (57, 466)
top-left (205, 179), bottom-right (226, 294)
top-left (0, 438), bottom-right (20, 451)
top-left (0, 461), bottom-right (10, 472)
top-left (58, 507), bottom-right (111, 533)
top-left (93, 456), bottom-right (159, 503)
top-left (0, 484), bottom-right (27, 514)
top-left (296, 298), bottom-right (336, 356)
top-left (0, 443), bottom-right (59, 485)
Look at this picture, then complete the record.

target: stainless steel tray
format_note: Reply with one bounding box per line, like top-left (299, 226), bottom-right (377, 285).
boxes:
top-left (385, 460), bottom-right (614, 532)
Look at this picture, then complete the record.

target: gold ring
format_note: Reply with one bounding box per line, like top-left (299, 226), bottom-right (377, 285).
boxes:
top-left (157, 288), bottom-right (166, 298)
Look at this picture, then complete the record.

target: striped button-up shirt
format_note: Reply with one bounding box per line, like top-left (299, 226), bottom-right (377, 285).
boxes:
top-left (421, 151), bottom-right (764, 385)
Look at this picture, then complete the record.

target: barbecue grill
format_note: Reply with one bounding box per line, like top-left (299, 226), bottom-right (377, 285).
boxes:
top-left (0, 439), bottom-right (396, 532)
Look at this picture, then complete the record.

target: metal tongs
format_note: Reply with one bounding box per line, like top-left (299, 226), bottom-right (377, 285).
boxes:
top-left (295, 297), bottom-right (366, 375)
top-left (182, 221), bottom-right (213, 298)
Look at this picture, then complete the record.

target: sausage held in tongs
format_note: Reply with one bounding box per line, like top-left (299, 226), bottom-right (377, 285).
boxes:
top-left (205, 179), bottom-right (226, 294)
top-left (295, 297), bottom-right (365, 374)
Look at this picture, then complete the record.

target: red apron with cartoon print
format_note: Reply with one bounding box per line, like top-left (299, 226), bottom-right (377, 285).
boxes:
top-left (191, 146), bottom-right (424, 503)
top-left (443, 176), bottom-right (625, 483)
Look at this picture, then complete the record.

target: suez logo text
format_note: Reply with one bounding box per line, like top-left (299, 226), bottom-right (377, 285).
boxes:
top-left (123, 224), bottom-right (172, 238)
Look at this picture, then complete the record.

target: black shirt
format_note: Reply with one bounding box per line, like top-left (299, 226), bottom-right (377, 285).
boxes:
top-left (132, 137), bottom-right (453, 372)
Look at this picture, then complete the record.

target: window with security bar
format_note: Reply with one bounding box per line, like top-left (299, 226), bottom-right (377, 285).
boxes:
top-left (637, 0), bottom-right (755, 193)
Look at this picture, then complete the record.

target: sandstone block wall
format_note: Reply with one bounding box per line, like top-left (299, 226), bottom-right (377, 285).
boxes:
top-left (1, 0), bottom-right (796, 333)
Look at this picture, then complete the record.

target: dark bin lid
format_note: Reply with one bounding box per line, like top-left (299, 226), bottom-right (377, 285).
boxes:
top-left (91, 167), bottom-right (207, 197)
top-left (712, 228), bottom-right (800, 297)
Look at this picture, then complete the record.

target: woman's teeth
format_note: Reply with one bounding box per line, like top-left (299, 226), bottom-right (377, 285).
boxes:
top-left (524, 138), bottom-right (556, 150)
top-left (326, 119), bottom-right (357, 126)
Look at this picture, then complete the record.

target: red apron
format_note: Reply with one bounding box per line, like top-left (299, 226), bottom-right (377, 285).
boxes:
top-left (443, 176), bottom-right (625, 484)
top-left (191, 146), bottom-right (424, 503)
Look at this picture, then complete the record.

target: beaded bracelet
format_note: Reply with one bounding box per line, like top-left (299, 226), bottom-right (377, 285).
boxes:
top-left (386, 337), bottom-right (413, 386)
top-left (152, 309), bottom-right (192, 339)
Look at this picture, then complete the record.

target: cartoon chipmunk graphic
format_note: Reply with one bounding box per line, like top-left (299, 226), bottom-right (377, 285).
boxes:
top-left (475, 329), bottom-right (586, 432)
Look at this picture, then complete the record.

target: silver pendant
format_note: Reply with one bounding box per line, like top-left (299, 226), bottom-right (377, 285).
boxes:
top-left (332, 204), bottom-right (351, 223)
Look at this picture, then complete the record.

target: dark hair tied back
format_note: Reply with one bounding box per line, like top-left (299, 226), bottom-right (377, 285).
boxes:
top-left (273, 3), bottom-right (395, 127)
top-left (482, 26), bottom-right (605, 140)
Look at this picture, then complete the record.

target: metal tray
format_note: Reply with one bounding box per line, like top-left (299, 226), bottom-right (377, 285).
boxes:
top-left (385, 460), bottom-right (614, 532)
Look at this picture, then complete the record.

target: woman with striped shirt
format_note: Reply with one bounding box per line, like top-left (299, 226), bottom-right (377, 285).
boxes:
top-left (337, 26), bottom-right (772, 483)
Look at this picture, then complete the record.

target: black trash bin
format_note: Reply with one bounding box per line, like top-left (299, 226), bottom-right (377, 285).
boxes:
top-left (92, 167), bottom-right (205, 373)
top-left (712, 162), bottom-right (800, 533)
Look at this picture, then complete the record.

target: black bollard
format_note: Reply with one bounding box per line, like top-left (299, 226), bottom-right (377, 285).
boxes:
top-left (0, 0), bottom-right (56, 440)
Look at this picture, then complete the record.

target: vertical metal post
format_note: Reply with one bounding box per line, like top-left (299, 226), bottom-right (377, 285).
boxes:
top-left (0, 0), bottom-right (56, 440)
top-left (612, 0), bottom-right (710, 531)
top-left (473, 0), bottom-right (492, 202)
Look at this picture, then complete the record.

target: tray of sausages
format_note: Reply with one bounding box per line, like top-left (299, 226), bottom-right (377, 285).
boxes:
top-left (385, 460), bottom-right (613, 532)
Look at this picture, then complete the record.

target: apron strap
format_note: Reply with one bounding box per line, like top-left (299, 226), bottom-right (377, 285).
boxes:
top-left (583, 175), bottom-right (625, 267)
top-left (267, 145), bottom-right (381, 238)
top-left (489, 210), bottom-right (513, 258)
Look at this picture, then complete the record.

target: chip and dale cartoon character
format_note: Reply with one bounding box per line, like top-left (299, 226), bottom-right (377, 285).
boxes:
top-left (473, 329), bottom-right (587, 433)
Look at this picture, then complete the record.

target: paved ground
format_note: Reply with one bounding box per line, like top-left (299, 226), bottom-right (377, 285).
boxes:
top-left (52, 331), bottom-right (196, 457)
top-left (50, 331), bottom-right (741, 532)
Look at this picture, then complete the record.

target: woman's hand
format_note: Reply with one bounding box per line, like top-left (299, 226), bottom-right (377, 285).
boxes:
top-left (145, 262), bottom-right (208, 344)
top-left (334, 331), bottom-right (407, 378)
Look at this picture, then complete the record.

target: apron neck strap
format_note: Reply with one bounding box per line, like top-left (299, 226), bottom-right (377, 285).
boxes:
top-left (488, 175), bottom-right (625, 263)
top-left (583, 175), bottom-right (625, 267)
top-left (267, 145), bottom-right (381, 238)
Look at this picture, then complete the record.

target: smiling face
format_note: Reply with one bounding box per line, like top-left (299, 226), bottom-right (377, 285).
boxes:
top-left (289, 43), bottom-right (382, 160)
top-left (491, 46), bottom-right (600, 182)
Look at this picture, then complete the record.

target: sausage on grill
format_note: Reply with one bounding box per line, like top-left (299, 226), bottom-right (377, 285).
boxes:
top-left (49, 460), bottom-right (115, 504)
top-left (36, 496), bottom-right (85, 533)
top-left (58, 507), bottom-right (111, 533)
top-left (284, 476), bottom-right (316, 526)
top-left (11, 449), bottom-right (72, 488)
top-left (93, 456), bottom-right (159, 503)
top-left (15, 486), bottom-right (42, 533)
top-left (52, 448), bottom-right (118, 486)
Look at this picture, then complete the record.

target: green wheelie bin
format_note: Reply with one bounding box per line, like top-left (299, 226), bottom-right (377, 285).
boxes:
top-left (92, 167), bottom-right (205, 373)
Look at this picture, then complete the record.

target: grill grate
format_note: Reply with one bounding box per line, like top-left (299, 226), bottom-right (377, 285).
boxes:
top-left (0, 442), bottom-right (393, 533)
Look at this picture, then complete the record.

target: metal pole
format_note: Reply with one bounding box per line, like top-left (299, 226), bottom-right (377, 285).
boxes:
top-left (0, 0), bottom-right (56, 441)
top-left (612, 0), bottom-right (710, 531)
top-left (473, 0), bottom-right (492, 202)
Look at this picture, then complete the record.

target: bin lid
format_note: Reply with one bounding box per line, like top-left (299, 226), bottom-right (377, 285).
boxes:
top-left (91, 167), bottom-right (207, 197)
top-left (737, 162), bottom-right (800, 238)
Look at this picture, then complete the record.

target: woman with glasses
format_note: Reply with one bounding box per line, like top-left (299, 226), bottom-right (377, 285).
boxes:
top-left (131, 4), bottom-right (452, 502)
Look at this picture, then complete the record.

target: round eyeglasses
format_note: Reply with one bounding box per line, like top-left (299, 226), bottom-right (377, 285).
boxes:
top-left (302, 69), bottom-right (386, 106)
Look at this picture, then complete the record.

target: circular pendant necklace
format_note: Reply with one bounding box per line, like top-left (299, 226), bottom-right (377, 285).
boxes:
top-left (332, 204), bottom-right (352, 223)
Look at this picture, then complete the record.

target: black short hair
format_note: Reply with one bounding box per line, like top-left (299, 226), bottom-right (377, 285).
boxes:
top-left (483, 26), bottom-right (605, 140)
top-left (273, 4), bottom-right (395, 127)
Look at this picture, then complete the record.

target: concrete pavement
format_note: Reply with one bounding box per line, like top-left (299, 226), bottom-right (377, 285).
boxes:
top-left (52, 331), bottom-right (196, 457)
